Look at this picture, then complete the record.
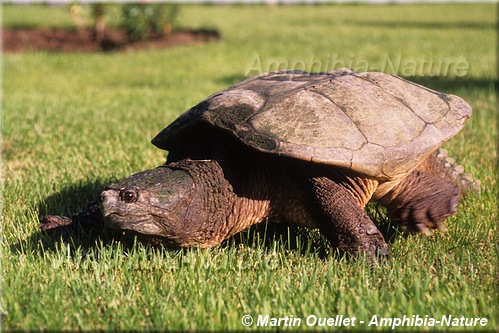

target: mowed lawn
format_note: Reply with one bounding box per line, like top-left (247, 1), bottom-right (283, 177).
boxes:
top-left (2, 3), bottom-right (496, 331)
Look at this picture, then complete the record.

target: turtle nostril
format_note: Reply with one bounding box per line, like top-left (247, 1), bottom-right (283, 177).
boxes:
top-left (99, 190), bottom-right (110, 203)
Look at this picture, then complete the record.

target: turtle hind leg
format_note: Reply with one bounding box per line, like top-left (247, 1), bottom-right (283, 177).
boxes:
top-left (380, 170), bottom-right (461, 235)
top-left (310, 176), bottom-right (389, 261)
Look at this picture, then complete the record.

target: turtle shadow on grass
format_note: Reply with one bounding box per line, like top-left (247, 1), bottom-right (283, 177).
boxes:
top-left (11, 179), bottom-right (403, 261)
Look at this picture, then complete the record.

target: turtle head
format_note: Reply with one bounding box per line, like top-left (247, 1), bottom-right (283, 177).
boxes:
top-left (100, 166), bottom-right (195, 246)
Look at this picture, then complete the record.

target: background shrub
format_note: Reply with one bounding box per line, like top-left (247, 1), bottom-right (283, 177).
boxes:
top-left (121, 3), bottom-right (179, 41)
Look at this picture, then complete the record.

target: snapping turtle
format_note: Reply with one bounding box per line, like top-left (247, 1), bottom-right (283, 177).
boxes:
top-left (41, 69), bottom-right (474, 259)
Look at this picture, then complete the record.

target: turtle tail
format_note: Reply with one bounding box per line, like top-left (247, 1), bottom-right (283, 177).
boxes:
top-left (420, 148), bottom-right (481, 194)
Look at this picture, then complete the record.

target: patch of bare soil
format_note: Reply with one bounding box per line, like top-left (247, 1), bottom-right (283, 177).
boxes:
top-left (2, 27), bottom-right (220, 53)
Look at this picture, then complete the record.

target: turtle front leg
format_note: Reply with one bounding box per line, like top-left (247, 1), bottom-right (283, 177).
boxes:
top-left (40, 201), bottom-right (105, 235)
top-left (380, 170), bottom-right (461, 235)
top-left (311, 177), bottom-right (389, 260)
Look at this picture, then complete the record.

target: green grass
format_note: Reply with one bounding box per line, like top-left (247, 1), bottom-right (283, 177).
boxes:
top-left (2, 3), bottom-right (497, 332)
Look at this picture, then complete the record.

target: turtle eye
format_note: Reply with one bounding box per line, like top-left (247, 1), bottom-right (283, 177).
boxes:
top-left (119, 188), bottom-right (139, 203)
